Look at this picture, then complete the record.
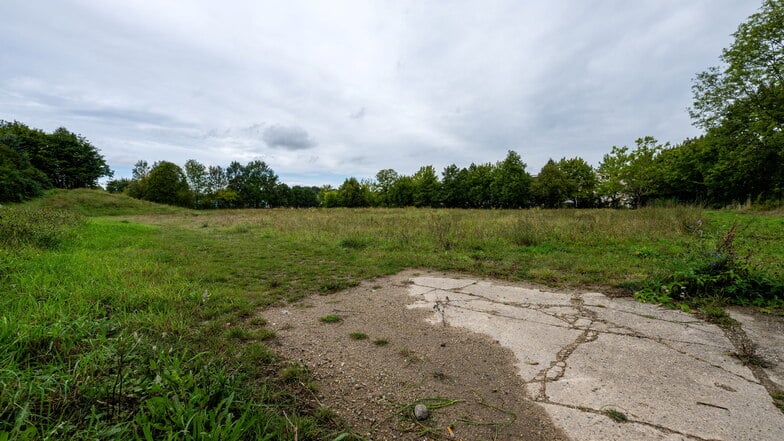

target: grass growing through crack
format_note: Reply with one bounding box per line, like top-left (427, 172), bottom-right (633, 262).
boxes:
top-left (349, 332), bottom-right (368, 340)
top-left (772, 391), bottom-right (784, 411)
top-left (605, 409), bottom-right (628, 423)
top-left (320, 315), bottom-right (342, 324)
top-left (3, 189), bottom-right (784, 438)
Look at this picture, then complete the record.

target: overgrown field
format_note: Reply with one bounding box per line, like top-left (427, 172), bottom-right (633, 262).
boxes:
top-left (1, 189), bottom-right (782, 439)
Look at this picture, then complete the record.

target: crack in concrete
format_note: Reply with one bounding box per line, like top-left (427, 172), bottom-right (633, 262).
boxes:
top-left (431, 287), bottom-right (760, 385)
top-left (542, 400), bottom-right (723, 441)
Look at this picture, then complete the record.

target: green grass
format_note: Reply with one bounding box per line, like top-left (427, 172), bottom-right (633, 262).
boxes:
top-left (2, 189), bottom-right (783, 439)
top-left (605, 409), bottom-right (628, 423)
top-left (349, 332), bottom-right (368, 340)
top-left (320, 315), bottom-right (342, 324)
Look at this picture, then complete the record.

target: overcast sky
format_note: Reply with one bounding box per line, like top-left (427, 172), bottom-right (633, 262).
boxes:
top-left (1, 0), bottom-right (760, 186)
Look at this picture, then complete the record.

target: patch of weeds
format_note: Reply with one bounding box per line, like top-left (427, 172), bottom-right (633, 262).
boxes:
top-left (771, 391), bottom-right (784, 411)
top-left (636, 221), bottom-right (784, 309)
top-left (701, 304), bottom-right (730, 322)
top-left (320, 278), bottom-right (360, 293)
top-left (225, 327), bottom-right (275, 341)
top-left (373, 339), bottom-right (389, 346)
top-left (243, 343), bottom-right (277, 364)
top-left (633, 246), bottom-right (655, 258)
top-left (279, 362), bottom-right (310, 384)
top-left (319, 314), bottom-right (342, 323)
top-left (349, 332), bottom-right (368, 340)
top-left (248, 316), bottom-right (268, 326)
top-left (255, 328), bottom-right (277, 341)
top-left (605, 409), bottom-right (628, 423)
top-left (225, 327), bottom-right (253, 340)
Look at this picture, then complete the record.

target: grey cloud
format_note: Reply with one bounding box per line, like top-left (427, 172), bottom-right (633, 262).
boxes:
top-left (262, 124), bottom-right (317, 150)
top-left (350, 107), bottom-right (366, 120)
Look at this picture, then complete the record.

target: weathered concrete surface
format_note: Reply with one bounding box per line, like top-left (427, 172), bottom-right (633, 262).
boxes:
top-left (407, 274), bottom-right (784, 441)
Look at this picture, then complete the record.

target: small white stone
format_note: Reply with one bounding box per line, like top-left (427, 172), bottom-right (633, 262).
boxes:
top-left (414, 403), bottom-right (429, 420)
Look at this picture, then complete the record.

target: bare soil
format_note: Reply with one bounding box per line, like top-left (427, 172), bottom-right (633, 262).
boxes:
top-left (263, 270), bottom-right (570, 440)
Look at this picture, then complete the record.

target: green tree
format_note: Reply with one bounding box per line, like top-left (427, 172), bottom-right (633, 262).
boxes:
top-left (0, 121), bottom-right (111, 189)
top-left (411, 165), bottom-right (441, 207)
top-left (623, 137), bottom-right (665, 208)
top-left (387, 175), bottom-right (415, 207)
top-left (558, 157), bottom-right (596, 207)
top-left (490, 150), bottom-right (532, 208)
top-left (440, 164), bottom-right (469, 208)
top-left (0, 144), bottom-right (50, 202)
top-left (656, 138), bottom-right (709, 204)
top-left (226, 161), bottom-right (279, 208)
top-left (690, 0), bottom-right (784, 203)
top-left (105, 178), bottom-right (132, 194)
top-left (597, 146), bottom-right (631, 208)
top-left (375, 169), bottom-right (399, 207)
top-left (184, 159), bottom-right (208, 208)
top-left (465, 163), bottom-right (495, 208)
top-left (143, 161), bottom-right (192, 206)
top-left (289, 186), bottom-right (320, 207)
top-left (597, 137), bottom-right (664, 208)
top-left (533, 159), bottom-right (570, 208)
top-left (337, 177), bottom-right (369, 207)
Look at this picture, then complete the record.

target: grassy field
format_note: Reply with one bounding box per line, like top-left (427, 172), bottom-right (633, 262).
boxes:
top-left (2, 189), bottom-right (782, 439)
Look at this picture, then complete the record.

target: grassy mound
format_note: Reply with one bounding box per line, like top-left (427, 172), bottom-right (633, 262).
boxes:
top-left (24, 189), bottom-right (188, 216)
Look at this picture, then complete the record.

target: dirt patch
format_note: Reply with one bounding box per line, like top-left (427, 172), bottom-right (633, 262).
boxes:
top-left (264, 270), bottom-right (569, 440)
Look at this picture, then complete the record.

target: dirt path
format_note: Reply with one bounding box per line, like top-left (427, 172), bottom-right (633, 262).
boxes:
top-left (264, 270), bottom-right (569, 440)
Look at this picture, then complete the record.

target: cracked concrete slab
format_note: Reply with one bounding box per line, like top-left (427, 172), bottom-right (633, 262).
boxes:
top-left (407, 273), bottom-right (784, 441)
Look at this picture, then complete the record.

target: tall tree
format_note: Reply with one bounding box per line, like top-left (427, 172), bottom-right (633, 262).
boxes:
top-left (440, 164), bottom-right (469, 208)
top-left (465, 163), bottom-right (495, 208)
top-left (491, 151), bottom-right (532, 208)
top-left (623, 137), bottom-right (665, 208)
top-left (690, 0), bottom-right (784, 203)
top-left (184, 159), bottom-right (208, 207)
top-left (337, 177), bottom-right (369, 207)
top-left (226, 160), bottom-right (279, 208)
top-left (375, 169), bottom-right (399, 207)
top-left (142, 161), bottom-right (192, 207)
top-left (0, 144), bottom-right (50, 202)
top-left (597, 146), bottom-right (631, 208)
top-left (411, 165), bottom-right (441, 207)
top-left (558, 157), bottom-right (596, 207)
top-left (533, 159), bottom-right (570, 208)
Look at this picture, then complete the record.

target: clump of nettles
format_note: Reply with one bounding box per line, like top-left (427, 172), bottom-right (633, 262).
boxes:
top-left (637, 221), bottom-right (783, 308)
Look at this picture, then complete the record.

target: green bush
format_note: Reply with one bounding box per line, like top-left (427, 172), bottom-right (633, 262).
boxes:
top-left (636, 222), bottom-right (784, 308)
